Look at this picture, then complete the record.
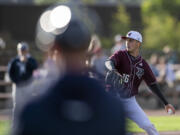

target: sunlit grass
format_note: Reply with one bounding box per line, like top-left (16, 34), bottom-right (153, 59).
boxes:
top-left (1, 116), bottom-right (180, 135)
top-left (0, 121), bottom-right (10, 135)
top-left (128, 116), bottom-right (180, 133)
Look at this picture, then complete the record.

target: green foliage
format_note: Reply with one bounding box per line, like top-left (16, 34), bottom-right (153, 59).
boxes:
top-left (102, 5), bottom-right (130, 49)
top-left (34, 0), bottom-right (67, 5)
top-left (142, 0), bottom-right (180, 18)
top-left (160, 0), bottom-right (180, 19)
top-left (128, 116), bottom-right (180, 133)
top-left (143, 14), bottom-right (180, 50)
top-left (34, 0), bottom-right (96, 5)
top-left (142, 0), bottom-right (162, 13)
top-left (100, 36), bottom-right (113, 49)
top-left (0, 121), bottom-right (10, 135)
top-left (111, 5), bottom-right (130, 36)
top-left (81, 0), bottom-right (96, 4)
top-left (142, 0), bottom-right (180, 52)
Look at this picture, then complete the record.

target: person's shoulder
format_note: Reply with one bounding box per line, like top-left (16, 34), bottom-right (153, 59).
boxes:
top-left (11, 56), bottom-right (19, 62)
top-left (122, 50), bottom-right (129, 55)
top-left (120, 50), bottom-right (128, 55)
top-left (141, 58), bottom-right (150, 66)
top-left (141, 58), bottom-right (153, 71)
top-left (27, 56), bottom-right (38, 68)
top-left (28, 56), bottom-right (37, 62)
top-left (113, 50), bottom-right (127, 56)
top-left (8, 57), bottom-right (19, 65)
top-left (60, 73), bottom-right (124, 109)
top-left (51, 74), bottom-right (105, 97)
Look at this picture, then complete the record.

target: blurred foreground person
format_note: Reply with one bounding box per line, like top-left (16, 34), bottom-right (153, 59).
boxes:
top-left (87, 35), bottom-right (108, 81)
top-left (12, 4), bottom-right (126, 135)
top-left (8, 42), bottom-right (38, 128)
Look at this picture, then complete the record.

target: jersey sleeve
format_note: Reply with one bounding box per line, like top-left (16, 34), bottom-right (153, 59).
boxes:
top-left (7, 58), bottom-right (19, 83)
top-left (109, 51), bottom-right (123, 67)
top-left (27, 57), bottom-right (38, 70)
top-left (143, 60), bottom-right (157, 86)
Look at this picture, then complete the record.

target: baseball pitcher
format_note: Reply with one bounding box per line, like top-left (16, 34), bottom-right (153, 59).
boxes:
top-left (105, 31), bottom-right (175, 135)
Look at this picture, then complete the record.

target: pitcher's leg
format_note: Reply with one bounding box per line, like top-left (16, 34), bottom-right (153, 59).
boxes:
top-left (122, 97), bottom-right (159, 135)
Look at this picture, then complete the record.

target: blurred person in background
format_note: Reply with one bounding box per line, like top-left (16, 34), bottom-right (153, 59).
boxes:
top-left (0, 37), bottom-right (6, 49)
top-left (86, 34), bottom-right (101, 67)
top-left (88, 34), bottom-right (108, 81)
top-left (111, 34), bottom-right (126, 54)
top-left (149, 53), bottom-right (159, 78)
top-left (7, 42), bottom-right (38, 128)
top-left (157, 56), bottom-right (178, 108)
top-left (12, 4), bottom-right (126, 135)
top-left (157, 56), bottom-right (175, 90)
top-left (163, 46), bottom-right (178, 64)
top-left (162, 47), bottom-right (179, 109)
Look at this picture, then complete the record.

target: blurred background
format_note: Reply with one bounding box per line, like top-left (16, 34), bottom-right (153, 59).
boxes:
top-left (0, 0), bottom-right (180, 134)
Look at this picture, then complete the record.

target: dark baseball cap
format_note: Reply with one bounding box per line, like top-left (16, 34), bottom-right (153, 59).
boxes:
top-left (17, 42), bottom-right (29, 51)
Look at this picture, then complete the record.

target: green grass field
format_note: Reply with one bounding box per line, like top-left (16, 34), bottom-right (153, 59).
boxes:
top-left (0, 121), bottom-right (10, 135)
top-left (128, 116), bottom-right (180, 133)
top-left (0, 116), bottom-right (180, 135)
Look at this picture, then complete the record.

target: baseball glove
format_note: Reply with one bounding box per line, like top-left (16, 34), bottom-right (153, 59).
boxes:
top-left (105, 70), bottom-right (124, 89)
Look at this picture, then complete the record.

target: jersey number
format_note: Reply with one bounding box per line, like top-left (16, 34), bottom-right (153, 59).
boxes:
top-left (123, 74), bottom-right (130, 83)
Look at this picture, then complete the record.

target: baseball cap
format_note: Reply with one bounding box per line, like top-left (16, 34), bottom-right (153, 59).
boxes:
top-left (17, 42), bottom-right (29, 51)
top-left (122, 31), bottom-right (142, 43)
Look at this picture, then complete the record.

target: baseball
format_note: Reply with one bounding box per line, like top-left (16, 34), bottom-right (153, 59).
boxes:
top-left (168, 108), bottom-right (173, 115)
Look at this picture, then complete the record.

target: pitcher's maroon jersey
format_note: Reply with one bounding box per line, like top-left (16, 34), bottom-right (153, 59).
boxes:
top-left (109, 50), bottom-right (156, 97)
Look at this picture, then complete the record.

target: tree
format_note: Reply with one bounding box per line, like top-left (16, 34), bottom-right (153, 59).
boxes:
top-left (101, 5), bottom-right (130, 48)
top-left (142, 0), bottom-right (180, 52)
top-left (111, 5), bottom-right (130, 36)
top-left (34, 0), bottom-right (66, 4)
top-left (34, 0), bottom-right (96, 5)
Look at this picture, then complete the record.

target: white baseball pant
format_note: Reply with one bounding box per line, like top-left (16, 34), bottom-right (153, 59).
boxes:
top-left (120, 96), bottom-right (159, 135)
